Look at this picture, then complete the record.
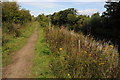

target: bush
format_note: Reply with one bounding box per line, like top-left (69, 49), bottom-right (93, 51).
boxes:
top-left (2, 2), bottom-right (32, 24)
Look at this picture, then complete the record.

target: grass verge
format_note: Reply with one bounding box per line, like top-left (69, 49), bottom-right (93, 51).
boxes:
top-left (31, 24), bottom-right (54, 78)
top-left (2, 22), bottom-right (36, 67)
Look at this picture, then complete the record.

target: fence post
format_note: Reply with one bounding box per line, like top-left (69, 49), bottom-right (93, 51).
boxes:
top-left (78, 40), bottom-right (80, 52)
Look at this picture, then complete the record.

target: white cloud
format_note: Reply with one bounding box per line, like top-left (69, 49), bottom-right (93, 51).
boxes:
top-left (8, 0), bottom-right (120, 2)
top-left (30, 9), bottom-right (59, 17)
top-left (30, 10), bottom-right (40, 17)
top-left (9, 0), bottom-right (106, 2)
top-left (24, 2), bottom-right (63, 9)
top-left (77, 9), bottom-right (100, 16)
top-left (18, 2), bottom-right (65, 17)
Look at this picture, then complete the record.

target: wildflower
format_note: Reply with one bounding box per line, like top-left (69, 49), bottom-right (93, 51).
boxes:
top-left (99, 62), bottom-right (104, 65)
top-left (110, 45), bottom-right (113, 48)
top-left (68, 73), bottom-right (70, 76)
top-left (59, 48), bottom-right (62, 51)
top-left (89, 54), bottom-right (92, 56)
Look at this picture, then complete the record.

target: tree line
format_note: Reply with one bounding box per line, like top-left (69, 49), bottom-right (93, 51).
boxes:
top-left (36, 1), bottom-right (120, 53)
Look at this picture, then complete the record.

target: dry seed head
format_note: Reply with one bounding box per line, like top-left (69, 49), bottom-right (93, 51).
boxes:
top-left (89, 54), bottom-right (92, 56)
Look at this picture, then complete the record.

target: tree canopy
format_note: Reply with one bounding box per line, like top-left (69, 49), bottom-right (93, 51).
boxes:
top-left (2, 2), bottom-right (32, 24)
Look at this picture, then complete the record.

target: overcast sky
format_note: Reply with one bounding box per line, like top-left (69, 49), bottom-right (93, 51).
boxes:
top-left (8, 0), bottom-right (106, 17)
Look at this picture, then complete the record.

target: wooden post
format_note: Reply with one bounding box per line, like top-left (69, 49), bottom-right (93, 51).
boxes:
top-left (78, 40), bottom-right (80, 52)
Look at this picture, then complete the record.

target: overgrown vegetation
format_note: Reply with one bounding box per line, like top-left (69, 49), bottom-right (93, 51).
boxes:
top-left (2, 2), bottom-right (31, 25)
top-left (34, 1), bottom-right (120, 78)
top-left (44, 27), bottom-right (119, 78)
top-left (2, 1), bottom-right (120, 79)
top-left (2, 22), bottom-right (35, 67)
top-left (2, 2), bottom-right (33, 66)
top-left (35, 14), bottom-right (50, 27)
top-left (49, 1), bottom-right (120, 53)
top-left (82, 1), bottom-right (120, 49)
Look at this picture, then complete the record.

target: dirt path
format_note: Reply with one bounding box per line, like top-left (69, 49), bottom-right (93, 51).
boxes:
top-left (3, 24), bottom-right (38, 78)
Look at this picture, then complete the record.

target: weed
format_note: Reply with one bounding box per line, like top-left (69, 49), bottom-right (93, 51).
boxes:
top-left (45, 26), bottom-right (119, 78)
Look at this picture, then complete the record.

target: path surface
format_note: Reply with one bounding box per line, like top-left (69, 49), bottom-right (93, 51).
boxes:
top-left (3, 25), bottom-right (38, 78)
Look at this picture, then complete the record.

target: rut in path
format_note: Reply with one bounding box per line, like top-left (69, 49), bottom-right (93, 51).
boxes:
top-left (3, 24), bottom-right (38, 78)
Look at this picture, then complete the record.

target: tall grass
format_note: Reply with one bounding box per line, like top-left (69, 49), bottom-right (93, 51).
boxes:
top-left (44, 26), bottom-right (119, 78)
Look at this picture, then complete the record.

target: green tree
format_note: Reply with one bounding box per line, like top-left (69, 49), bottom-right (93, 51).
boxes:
top-left (2, 2), bottom-right (32, 37)
top-left (51, 8), bottom-right (77, 27)
top-left (75, 15), bottom-right (89, 32)
top-left (2, 2), bottom-right (19, 23)
top-left (102, 1), bottom-right (120, 38)
top-left (19, 9), bottom-right (32, 24)
top-left (36, 14), bottom-right (50, 27)
top-left (82, 13), bottom-right (102, 35)
top-left (2, 2), bottom-right (32, 24)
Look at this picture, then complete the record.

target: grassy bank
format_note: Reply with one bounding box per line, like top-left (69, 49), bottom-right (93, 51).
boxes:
top-left (31, 23), bottom-right (54, 78)
top-left (2, 22), bottom-right (36, 67)
top-left (44, 27), bottom-right (119, 78)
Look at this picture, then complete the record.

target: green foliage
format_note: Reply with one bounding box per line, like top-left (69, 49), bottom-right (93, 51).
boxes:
top-left (19, 9), bottom-right (32, 24)
top-left (2, 2), bottom-right (33, 62)
top-left (2, 2), bottom-right (19, 23)
top-left (2, 22), bottom-right (36, 67)
top-left (74, 15), bottom-right (89, 32)
top-left (42, 48), bottom-right (51, 55)
top-left (67, 14), bottom-right (77, 29)
top-left (51, 8), bottom-right (77, 27)
top-left (31, 23), bottom-right (54, 78)
top-left (45, 27), bottom-right (119, 78)
top-left (36, 14), bottom-right (50, 27)
top-left (49, 3), bottom-right (120, 53)
top-left (2, 2), bottom-right (32, 40)
top-left (51, 8), bottom-right (89, 31)
top-left (2, 2), bottom-right (32, 24)
top-left (102, 1), bottom-right (120, 40)
top-left (81, 1), bottom-right (120, 55)
top-left (82, 13), bottom-right (102, 35)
